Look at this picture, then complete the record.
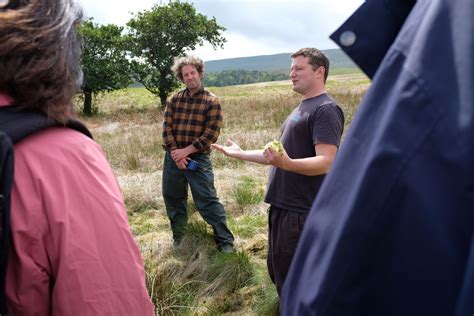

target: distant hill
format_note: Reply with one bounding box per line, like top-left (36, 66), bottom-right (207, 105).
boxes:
top-left (205, 49), bottom-right (357, 74)
top-left (129, 49), bottom-right (360, 89)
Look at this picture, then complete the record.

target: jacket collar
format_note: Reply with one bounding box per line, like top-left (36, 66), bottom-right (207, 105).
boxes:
top-left (330, 0), bottom-right (416, 79)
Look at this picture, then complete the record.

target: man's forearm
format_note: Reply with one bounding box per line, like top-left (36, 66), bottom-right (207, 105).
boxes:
top-left (184, 144), bottom-right (199, 156)
top-left (285, 156), bottom-right (332, 176)
top-left (171, 144), bottom-right (199, 162)
top-left (237, 150), bottom-right (270, 165)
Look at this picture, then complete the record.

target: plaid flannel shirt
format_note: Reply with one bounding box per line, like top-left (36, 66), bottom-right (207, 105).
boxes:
top-left (162, 86), bottom-right (222, 153)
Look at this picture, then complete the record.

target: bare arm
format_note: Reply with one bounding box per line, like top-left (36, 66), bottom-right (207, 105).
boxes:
top-left (266, 143), bottom-right (338, 176)
top-left (211, 140), bottom-right (270, 165)
top-left (213, 140), bottom-right (338, 175)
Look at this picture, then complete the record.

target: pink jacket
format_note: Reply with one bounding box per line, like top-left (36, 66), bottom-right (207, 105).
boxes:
top-left (1, 102), bottom-right (154, 315)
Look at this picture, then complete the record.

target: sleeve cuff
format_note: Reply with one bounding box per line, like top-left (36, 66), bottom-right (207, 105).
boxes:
top-left (192, 139), bottom-right (205, 151)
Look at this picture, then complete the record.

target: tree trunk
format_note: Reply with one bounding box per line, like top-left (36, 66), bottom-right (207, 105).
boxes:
top-left (159, 70), bottom-right (169, 110)
top-left (83, 90), bottom-right (93, 116)
top-left (159, 90), bottom-right (167, 110)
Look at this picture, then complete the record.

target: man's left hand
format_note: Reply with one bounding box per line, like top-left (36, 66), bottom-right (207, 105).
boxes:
top-left (171, 148), bottom-right (190, 162)
top-left (264, 147), bottom-right (290, 170)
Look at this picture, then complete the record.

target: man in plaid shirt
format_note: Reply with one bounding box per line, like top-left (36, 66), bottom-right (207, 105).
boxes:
top-left (162, 55), bottom-right (235, 253)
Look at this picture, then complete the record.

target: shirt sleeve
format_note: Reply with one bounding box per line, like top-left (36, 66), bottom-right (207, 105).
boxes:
top-left (162, 96), bottom-right (178, 151)
top-left (311, 103), bottom-right (344, 147)
top-left (192, 97), bottom-right (222, 151)
top-left (6, 128), bottom-right (154, 315)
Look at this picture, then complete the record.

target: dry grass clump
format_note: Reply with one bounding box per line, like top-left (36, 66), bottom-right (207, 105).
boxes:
top-left (92, 121), bottom-right (164, 172)
top-left (117, 171), bottom-right (163, 212)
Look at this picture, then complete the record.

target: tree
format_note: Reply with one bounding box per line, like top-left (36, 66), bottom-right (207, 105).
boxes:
top-left (126, 1), bottom-right (226, 107)
top-left (79, 19), bottom-right (132, 116)
top-left (203, 69), bottom-right (289, 87)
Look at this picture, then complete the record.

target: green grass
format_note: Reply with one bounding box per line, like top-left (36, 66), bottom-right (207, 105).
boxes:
top-left (229, 213), bottom-right (268, 239)
top-left (329, 67), bottom-right (363, 76)
top-left (232, 176), bottom-right (266, 207)
top-left (253, 266), bottom-right (280, 315)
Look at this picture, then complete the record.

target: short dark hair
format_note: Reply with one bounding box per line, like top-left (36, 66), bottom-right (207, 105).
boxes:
top-left (172, 56), bottom-right (205, 82)
top-left (0, 0), bottom-right (83, 123)
top-left (291, 48), bottom-right (330, 83)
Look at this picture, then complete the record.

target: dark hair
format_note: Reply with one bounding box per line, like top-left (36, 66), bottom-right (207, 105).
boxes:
top-left (172, 55), bottom-right (205, 82)
top-left (291, 48), bottom-right (330, 83)
top-left (0, 0), bottom-right (83, 123)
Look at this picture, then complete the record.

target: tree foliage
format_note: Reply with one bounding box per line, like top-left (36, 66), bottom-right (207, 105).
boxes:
top-left (79, 19), bottom-right (131, 115)
top-left (203, 69), bottom-right (289, 87)
top-left (126, 1), bottom-right (226, 107)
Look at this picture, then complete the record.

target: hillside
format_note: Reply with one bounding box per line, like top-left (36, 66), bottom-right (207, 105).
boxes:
top-left (129, 49), bottom-right (360, 88)
top-left (205, 48), bottom-right (358, 73)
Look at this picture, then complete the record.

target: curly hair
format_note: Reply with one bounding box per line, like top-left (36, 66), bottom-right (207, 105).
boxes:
top-left (0, 0), bottom-right (83, 123)
top-left (172, 55), bottom-right (204, 82)
top-left (291, 48), bottom-right (330, 83)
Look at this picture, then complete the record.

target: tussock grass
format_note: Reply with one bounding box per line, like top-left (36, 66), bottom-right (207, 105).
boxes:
top-left (82, 74), bottom-right (368, 315)
top-left (232, 176), bottom-right (266, 207)
top-left (145, 256), bottom-right (205, 315)
top-left (230, 214), bottom-right (268, 239)
top-left (253, 266), bottom-right (280, 316)
top-left (206, 251), bottom-right (254, 293)
top-left (184, 217), bottom-right (215, 246)
top-left (141, 212), bottom-right (266, 315)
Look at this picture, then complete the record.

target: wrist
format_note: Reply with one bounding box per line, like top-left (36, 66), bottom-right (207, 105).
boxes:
top-left (189, 144), bottom-right (199, 155)
top-left (282, 157), bottom-right (292, 171)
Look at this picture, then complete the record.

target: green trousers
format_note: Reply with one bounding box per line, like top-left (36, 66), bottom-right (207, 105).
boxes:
top-left (162, 152), bottom-right (234, 246)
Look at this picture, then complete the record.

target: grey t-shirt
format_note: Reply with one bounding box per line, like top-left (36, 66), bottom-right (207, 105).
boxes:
top-left (264, 93), bottom-right (344, 213)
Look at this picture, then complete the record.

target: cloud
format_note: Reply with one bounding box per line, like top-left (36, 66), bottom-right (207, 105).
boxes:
top-left (190, 32), bottom-right (285, 61)
top-left (79, 0), bottom-right (363, 60)
top-left (190, 0), bottom-right (363, 59)
top-left (80, 0), bottom-right (156, 25)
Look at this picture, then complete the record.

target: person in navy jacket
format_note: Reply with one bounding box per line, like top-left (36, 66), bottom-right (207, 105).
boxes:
top-left (281, 0), bottom-right (474, 315)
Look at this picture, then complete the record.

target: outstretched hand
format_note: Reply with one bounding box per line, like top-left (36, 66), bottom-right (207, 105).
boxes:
top-left (211, 139), bottom-right (242, 159)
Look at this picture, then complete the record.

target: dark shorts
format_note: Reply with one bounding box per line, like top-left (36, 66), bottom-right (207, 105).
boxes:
top-left (267, 205), bottom-right (308, 296)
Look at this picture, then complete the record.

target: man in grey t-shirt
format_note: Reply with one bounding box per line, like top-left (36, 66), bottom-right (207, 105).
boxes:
top-left (212, 48), bottom-right (344, 295)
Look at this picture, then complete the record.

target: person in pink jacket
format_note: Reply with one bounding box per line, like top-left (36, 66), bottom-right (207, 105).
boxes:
top-left (0, 0), bottom-right (154, 315)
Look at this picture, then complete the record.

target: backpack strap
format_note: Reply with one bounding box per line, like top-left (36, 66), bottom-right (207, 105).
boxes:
top-left (0, 133), bottom-right (13, 316)
top-left (0, 107), bottom-right (92, 143)
top-left (0, 107), bottom-right (92, 315)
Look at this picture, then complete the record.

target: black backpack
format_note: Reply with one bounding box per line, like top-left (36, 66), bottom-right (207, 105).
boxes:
top-left (0, 107), bottom-right (92, 315)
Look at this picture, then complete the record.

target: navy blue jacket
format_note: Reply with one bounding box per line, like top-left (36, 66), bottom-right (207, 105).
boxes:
top-left (280, 0), bottom-right (474, 315)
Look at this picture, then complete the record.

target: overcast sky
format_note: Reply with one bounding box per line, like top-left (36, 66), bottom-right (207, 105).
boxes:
top-left (80, 0), bottom-right (363, 61)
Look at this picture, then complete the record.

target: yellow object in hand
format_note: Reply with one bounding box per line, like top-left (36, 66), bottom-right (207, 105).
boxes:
top-left (264, 140), bottom-right (284, 155)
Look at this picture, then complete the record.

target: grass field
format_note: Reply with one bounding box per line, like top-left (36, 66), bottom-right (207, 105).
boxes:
top-left (80, 73), bottom-right (370, 315)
